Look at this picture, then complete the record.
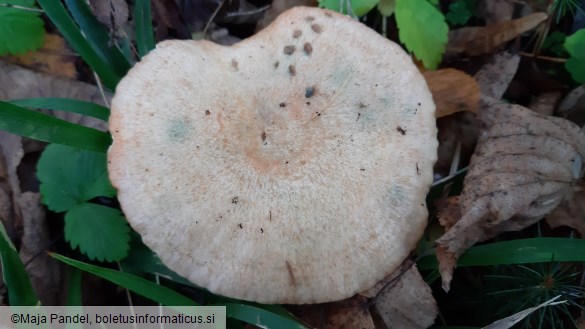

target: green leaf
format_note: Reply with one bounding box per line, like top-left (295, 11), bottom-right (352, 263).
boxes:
top-left (37, 0), bottom-right (122, 90)
top-left (66, 267), bottom-right (82, 305)
top-left (9, 98), bottom-right (110, 121)
top-left (65, 203), bottom-right (130, 262)
top-left (222, 304), bottom-right (308, 329)
top-left (418, 238), bottom-right (585, 270)
top-left (135, 0), bottom-right (156, 57)
top-left (564, 29), bottom-right (585, 83)
top-left (50, 253), bottom-right (199, 305)
top-left (37, 144), bottom-right (115, 212)
top-left (0, 221), bottom-right (39, 305)
top-left (446, 1), bottom-right (472, 26)
top-left (565, 29), bottom-right (585, 60)
top-left (64, 0), bottom-right (130, 77)
top-left (565, 57), bottom-right (585, 83)
top-left (318, 0), bottom-right (379, 16)
top-left (395, 0), bottom-right (448, 69)
top-left (0, 0), bottom-right (45, 55)
top-left (0, 101), bottom-right (111, 152)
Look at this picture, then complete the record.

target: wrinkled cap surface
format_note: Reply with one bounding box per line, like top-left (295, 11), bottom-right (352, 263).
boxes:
top-left (108, 6), bottom-right (437, 304)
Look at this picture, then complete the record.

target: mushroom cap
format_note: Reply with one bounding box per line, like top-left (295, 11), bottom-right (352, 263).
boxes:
top-left (108, 6), bottom-right (437, 304)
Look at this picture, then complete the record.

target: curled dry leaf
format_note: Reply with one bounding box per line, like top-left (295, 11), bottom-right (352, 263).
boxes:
top-left (546, 188), bottom-right (585, 236)
top-left (436, 100), bottom-right (585, 291)
top-left (447, 13), bottom-right (547, 56)
top-left (474, 52), bottom-right (520, 100)
top-left (290, 295), bottom-right (375, 329)
top-left (529, 92), bottom-right (561, 116)
top-left (423, 69), bottom-right (480, 118)
top-left (18, 192), bottom-right (61, 305)
top-left (370, 261), bottom-right (437, 329)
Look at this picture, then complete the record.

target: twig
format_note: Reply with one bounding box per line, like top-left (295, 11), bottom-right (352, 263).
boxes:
top-left (518, 51), bottom-right (568, 63)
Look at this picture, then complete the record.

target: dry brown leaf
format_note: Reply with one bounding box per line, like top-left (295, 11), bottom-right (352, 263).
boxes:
top-left (89, 0), bottom-right (129, 31)
top-left (18, 192), bottom-right (61, 305)
top-left (530, 92), bottom-right (561, 116)
top-left (447, 13), bottom-right (547, 56)
top-left (0, 60), bottom-right (108, 131)
top-left (474, 52), bottom-right (520, 100)
top-left (4, 34), bottom-right (77, 79)
top-left (289, 295), bottom-right (375, 329)
top-left (436, 100), bottom-right (585, 291)
top-left (257, 0), bottom-right (317, 30)
top-left (435, 196), bottom-right (461, 230)
top-left (546, 189), bottom-right (585, 236)
top-left (372, 262), bottom-right (438, 329)
top-left (423, 69), bottom-right (480, 118)
top-left (476, 0), bottom-right (514, 24)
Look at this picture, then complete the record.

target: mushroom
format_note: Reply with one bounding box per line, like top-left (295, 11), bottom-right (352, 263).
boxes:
top-left (108, 7), bottom-right (437, 304)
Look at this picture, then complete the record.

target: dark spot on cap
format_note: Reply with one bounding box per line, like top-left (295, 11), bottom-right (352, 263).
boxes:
top-left (305, 16), bottom-right (315, 21)
top-left (397, 126), bottom-right (406, 135)
top-left (311, 24), bottom-right (322, 33)
top-left (231, 59), bottom-right (238, 71)
top-left (279, 102), bottom-right (286, 107)
top-left (238, 223), bottom-right (243, 229)
top-left (289, 64), bottom-right (296, 76)
top-left (360, 168), bottom-right (366, 171)
top-left (261, 131), bottom-right (267, 141)
top-left (325, 12), bottom-right (332, 17)
top-left (205, 110), bottom-right (211, 115)
top-left (284, 45), bottom-right (296, 55)
top-left (273, 61), bottom-right (280, 69)
top-left (306, 101), bottom-right (311, 105)
top-left (303, 42), bottom-right (313, 55)
top-left (232, 197), bottom-right (239, 204)
top-left (292, 29), bottom-right (302, 38)
top-left (285, 261), bottom-right (297, 286)
top-left (305, 86), bottom-right (315, 98)
top-left (260, 228), bottom-right (264, 233)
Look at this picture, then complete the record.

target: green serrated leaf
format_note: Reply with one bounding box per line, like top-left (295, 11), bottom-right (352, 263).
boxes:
top-left (318, 0), bottom-right (379, 16)
top-left (395, 0), bottom-right (448, 69)
top-left (446, 1), bottom-right (472, 25)
top-left (37, 144), bottom-right (115, 212)
top-left (564, 29), bottom-right (585, 60)
top-left (565, 57), bottom-right (585, 83)
top-left (0, 221), bottom-right (39, 305)
top-left (65, 203), bottom-right (130, 262)
top-left (0, 0), bottom-right (45, 55)
top-left (564, 29), bottom-right (585, 83)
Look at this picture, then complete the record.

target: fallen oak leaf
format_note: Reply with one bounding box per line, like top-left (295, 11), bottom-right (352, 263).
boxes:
top-left (436, 100), bottom-right (585, 291)
top-left (447, 13), bottom-right (547, 56)
top-left (423, 69), bottom-right (480, 118)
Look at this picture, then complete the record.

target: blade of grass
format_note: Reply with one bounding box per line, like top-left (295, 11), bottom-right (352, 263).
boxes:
top-left (221, 303), bottom-right (308, 329)
top-left (64, 0), bottom-right (130, 77)
top-left (418, 238), bottom-right (585, 270)
top-left (36, 0), bottom-right (122, 90)
top-left (50, 253), bottom-right (198, 306)
top-left (0, 101), bottom-right (111, 153)
top-left (135, 0), bottom-right (156, 57)
top-left (66, 267), bottom-right (82, 305)
top-left (9, 98), bottom-right (109, 121)
top-left (0, 222), bottom-right (39, 306)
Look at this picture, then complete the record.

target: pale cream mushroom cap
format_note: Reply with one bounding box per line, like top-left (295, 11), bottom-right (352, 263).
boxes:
top-left (108, 6), bottom-right (437, 304)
